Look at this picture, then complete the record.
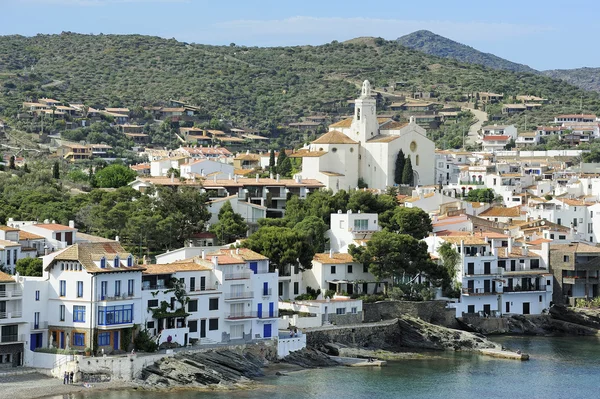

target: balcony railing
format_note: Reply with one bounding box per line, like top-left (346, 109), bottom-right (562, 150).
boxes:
top-left (98, 294), bottom-right (135, 301)
top-left (224, 291), bottom-right (254, 300)
top-left (462, 288), bottom-right (497, 295)
top-left (225, 311), bottom-right (258, 320)
top-left (503, 286), bottom-right (547, 293)
top-left (142, 284), bottom-right (168, 291)
top-left (0, 311), bottom-right (22, 319)
top-left (0, 334), bottom-right (26, 343)
top-left (258, 311), bottom-right (278, 319)
top-left (31, 321), bottom-right (48, 330)
top-left (224, 271), bottom-right (252, 280)
top-left (0, 290), bottom-right (23, 298)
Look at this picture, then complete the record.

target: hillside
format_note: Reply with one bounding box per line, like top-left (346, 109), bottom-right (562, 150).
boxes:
top-left (542, 67), bottom-right (600, 92)
top-left (397, 30), bottom-right (537, 74)
top-left (1, 32), bottom-right (599, 131)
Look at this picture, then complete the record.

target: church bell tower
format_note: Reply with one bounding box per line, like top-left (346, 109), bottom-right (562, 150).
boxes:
top-left (351, 80), bottom-right (378, 143)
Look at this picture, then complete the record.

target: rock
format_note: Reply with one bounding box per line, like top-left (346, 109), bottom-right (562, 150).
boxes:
top-left (275, 371), bottom-right (287, 376)
top-left (323, 343), bottom-right (341, 356)
top-left (281, 348), bottom-right (339, 368)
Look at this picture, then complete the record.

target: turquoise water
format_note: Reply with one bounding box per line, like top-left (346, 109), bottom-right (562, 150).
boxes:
top-left (53, 336), bottom-right (600, 399)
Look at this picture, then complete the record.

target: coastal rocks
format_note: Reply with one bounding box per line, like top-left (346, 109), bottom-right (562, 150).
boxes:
top-left (549, 305), bottom-right (600, 331)
top-left (138, 349), bottom-right (267, 389)
top-left (280, 348), bottom-right (339, 368)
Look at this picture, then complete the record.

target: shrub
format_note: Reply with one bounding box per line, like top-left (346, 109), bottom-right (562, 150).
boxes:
top-left (134, 329), bottom-right (158, 353)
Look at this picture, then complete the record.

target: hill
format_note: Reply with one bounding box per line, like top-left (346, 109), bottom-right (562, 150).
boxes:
top-left (1, 32), bottom-right (598, 131)
top-left (397, 30), bottom-right (537, 74)
top-left (542, 67), bottom-right (600, 92)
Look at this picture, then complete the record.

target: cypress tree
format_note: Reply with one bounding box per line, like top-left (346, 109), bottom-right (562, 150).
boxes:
top-left (269, 149), bottom-right (276, 171)
top-left (394, 149), bottom-right (405, 184)
top-left (52, 161), bottom-right (60, 179)
top-left (277, 149), bottom-right (287, 170)
top-left (9, 156), bottom-right (15, 170)
top-left (402, 156), bottom-right (414, 186)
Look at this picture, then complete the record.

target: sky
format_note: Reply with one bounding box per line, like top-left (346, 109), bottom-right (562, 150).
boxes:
top-left (1, 0), bottom-right (598, 71)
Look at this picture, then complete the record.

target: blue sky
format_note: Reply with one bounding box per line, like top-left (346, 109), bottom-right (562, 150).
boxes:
top-left (2, 0), bottom-right (597, 70)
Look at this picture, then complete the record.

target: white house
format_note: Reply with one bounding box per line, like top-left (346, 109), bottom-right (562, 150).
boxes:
top-left (294, 80), bottom-right (435, 191)
top-left (327, 210), bottom-right (380, 253)
top-left (179, 158), bottom-right (234, 180)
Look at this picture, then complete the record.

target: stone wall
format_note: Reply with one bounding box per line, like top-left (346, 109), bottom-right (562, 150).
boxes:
top-left (363, 300), bottom-right (458, 328)
top-left (306, 320), bottom-right (400, 350)
top-left (0, 343), bottom-right (23, 367)
top-left (326, 311), bottom-right (363, 326)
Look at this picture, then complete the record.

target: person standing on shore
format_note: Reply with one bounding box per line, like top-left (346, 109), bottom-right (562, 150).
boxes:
top-left (69, 371), bottom-right (74, 384)
top-left (63, 371), bottom-right (68, 384)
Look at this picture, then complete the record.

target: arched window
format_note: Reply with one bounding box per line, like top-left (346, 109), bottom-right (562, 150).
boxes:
top-left (357, 107), bottom-right (361, 121)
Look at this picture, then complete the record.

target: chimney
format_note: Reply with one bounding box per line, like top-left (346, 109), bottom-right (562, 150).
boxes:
top-left (256, 174), bottom-right (259, 182)
top-left (44, 219), bottom-right (50, 224)
top-left (270, 173), bottom-right (273, 179)
top-left (115, 235), bottom-right (119, 242)
top-left (337, 209), bottom-right (342, 214)
top-left (201, 250), bottom-right (206, 260)
top-left (170, 173), bottom-right (174, 183)
top-left (52, 220), bottom-right (56, 224)
top-left (213, 174), bottom-right (217, 182)
top-left (508, 238), bottom-right (513, 254)
top-left (212, 256), bottom-right (218, 267)
top-left (522, 246), bottom-right (528, 256)
top-left (329, 249), bottom-right (333, 258)
top-left (228, 173), bottom-right (232, 180)
top-left (236, 248), bottom-right (240, 255)
top-left (68, 220), bottom-right (75, 228)
top-left (276, 174), bottom-right (280, 182)
top-left (44, 245), bottom-right (50, 256)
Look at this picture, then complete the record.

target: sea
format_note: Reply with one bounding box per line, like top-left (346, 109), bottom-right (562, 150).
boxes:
top-left (50, 335), bottom-right (600, 399)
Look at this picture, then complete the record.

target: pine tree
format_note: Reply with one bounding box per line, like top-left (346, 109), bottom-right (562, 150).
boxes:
top-left (269, 149), bottom-right (276, 171)
top-left (394, 149), bottom-right (405, 185)
top-left (52, 161), bottom-right (60, 179)
top-left (402, 156), bottom-right (414, 186)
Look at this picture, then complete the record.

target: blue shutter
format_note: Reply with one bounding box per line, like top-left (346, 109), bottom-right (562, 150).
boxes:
top-left (249, 262), bottom-right (258, 274)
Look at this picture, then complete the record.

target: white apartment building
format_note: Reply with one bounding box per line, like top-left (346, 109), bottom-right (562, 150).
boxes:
top-left (426, 233), bottom-right (553, 317)
top-left (327, 210), bottom-right (380, 252)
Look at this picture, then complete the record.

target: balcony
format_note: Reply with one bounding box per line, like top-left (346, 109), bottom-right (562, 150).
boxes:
top-left (224, 291), bottom-right (254, 300)
top-left (31, 321), bottom-right (48, 330)
top-left (224, 271), bottom-right (252, 281)
top-left (142, 284), bottom-right (168, 291)
top-left (224, 311), bottom-right (258, 320)
top-left (462, 288), bottom-right (497, 296)
top-left (0, 311), bottom-right (23, 319)
top-left (258, 311), bottom-right (278, 319)
top-left (0, 289), bottom-right (23, 299)
top-left (501, 267), bottom-right (549, 276)
top-left (98, 294), bottom-right (135, 301)
top-left (0, 334), bottom-right (26, 344)
top-left (503, 286), bottom-right (547, 293)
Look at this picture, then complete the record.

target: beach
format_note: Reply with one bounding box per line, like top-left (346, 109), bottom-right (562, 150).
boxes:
top-left (0, 372), bottom-right (136, 399)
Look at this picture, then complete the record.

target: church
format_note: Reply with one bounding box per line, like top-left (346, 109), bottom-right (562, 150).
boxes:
top-left (293, 80), bottom-right (435, 191)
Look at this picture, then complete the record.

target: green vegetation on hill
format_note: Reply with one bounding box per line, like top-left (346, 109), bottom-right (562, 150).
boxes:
top-left (1, 32), bottom-right (599, 132)
top-left (542, 67), bottom-right (600, 92)
top-left (397, 30), bottom-right (537, 74)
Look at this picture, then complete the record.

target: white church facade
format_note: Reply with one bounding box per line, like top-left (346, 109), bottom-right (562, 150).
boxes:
top-left (293, 80), bottom-right (435, 191)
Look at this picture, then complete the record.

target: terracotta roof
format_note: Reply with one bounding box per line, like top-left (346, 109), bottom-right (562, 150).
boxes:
top-left (34, 223), bottom-right (75, 231)
top-left (313, 253), bottom-right (356, 264)
top-left (482, 135), bottom-right (510, 141)
top-left (312, 130), bottom-right (358, 145)
top-left (441, 236), bottom-right (488, 245)
top-left (329, 118), bottom-right (353, 128)
top-left (208, 248), bottom-right (268, 262)
top-left (0, 225), bottom-right (19, 232)
top-left (479, 206), bottom-right (521, 218)
top-left (556, 198), bottom-right (590, 207)
top-left (550, 242), bottom-right (600, 253)
top-left (46, 242), bottom-right (145, 274)
top-left (0, 271), bottom-right (14, 283)
top-left (0, 239), bottom-right (20, 248)
top-left (19, 231), bottom-right (44, 240)
top-left (234, 153), bottom-right (261, 161)
top-left (289, 149), bottom-right (328, 158)
top-left (497, 248), bottom-right (538, 259)
top-left (380, 121), bottom-right (408, 130)
top-left (528, 238), bottom-right (553, 245)
top-left (321, 171), bottom-right (345, 177)
top-left (143, 261), bottom-right (213, 275)
top-left (367, 135), bottom-right (400, 143)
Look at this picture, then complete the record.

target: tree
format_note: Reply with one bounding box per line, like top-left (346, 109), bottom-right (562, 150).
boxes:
top-left (52, 161), bottom-right (60, 179)
top-left (293, 216), bottom-right (328, 253)
top-left (209, 200), bottom-right (248, 244)
top-left (349, 231), bottom-right (435, 285)
top-left (385, 207), bottom-right (432, 239)
top-left (15, 257), bottom-right (43, 277)
top-left (94, 164), bottom-right (137, 188)
top-left (9, 156), bottom-right (15, 170)
top-left (243, 226), bottom-right (315, 271)
top-left (394, 149), bottom-right (405, 185)
top-left (277, 149), bottom-right (292, 177)
top-left (269, 149), bottom-right (276, 171)
top-left (23, 163), bottom-right (30, 173)
top-left (402, 156), bottom-right (414, 186)
top-left (437, 242), bottom-right (460, 295)
top-left (466, 188), bottom-right (496, 203)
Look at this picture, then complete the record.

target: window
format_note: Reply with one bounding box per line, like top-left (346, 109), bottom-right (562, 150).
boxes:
top-left (354, 219), bottom-right (368, 231)
top-left (98, 332), bottom-right (110, 346)
top-left (550, 234), bottom-right (555, 239)
top-left (331, 265), bottom-right (336, 274)
top-left (539, 295), bottom-right (543, 302)
top-left (73, 333), bottom-right (85, 347)
top-left (347, 265), bottom-right (353, 274)
top-left (557, 218), bottom-right (562, 225)
top-left (293, 282), bottom-right (299, 295)
top-left (73, 306), bottom-right (86, 322)
top-left (416, 155), bottom-right (419, 166)
top-left (97, 305), bottom-right (133, 325)
top-left (59, 305), bottom-right (65, 321)
top-left (100, 257), bottom-right (106, 269)
top-left (351, 307), bottom-right (358, 314)
top-left (563, 255), bottom-right (570, 262)
top-left (336, 308), bottom-right (346, 315)
top-left (209, 298), bottom-right (219, 311)
top-left (188, 300), bottom-right (198, 312)
top-left (1, 325), bottom-right (18, 343)
top-left (559, 235), bottom-right (566, 240)
top-left (100, 281), bottom-right (107, 300)
top-left (114, 256), bottom-right (120, 267)
top-left (127, 255), bottom-right (133, 267)
top-left (128, 279), bottom-right (134, 296)
top-left (35, 290), bottom-right (40, 301)
top-left (498, 260), bottom-right (506, 269)
top-left (209, 318), bottom-right (219, 331)
top-left (59, 280), bottom-right (66, 297)
top-left (115, 281), bottom-right (121, 297)
top-left (77, 281), bottom-right (83, 298)
top-left (363, 265), bottom-right (369, 273)
top-left (188, 320), bottom-right (198, 333)
top-left (148, 299), bottom-right (158, 308)
top-left (146, 321), bottom-right (155, 329)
